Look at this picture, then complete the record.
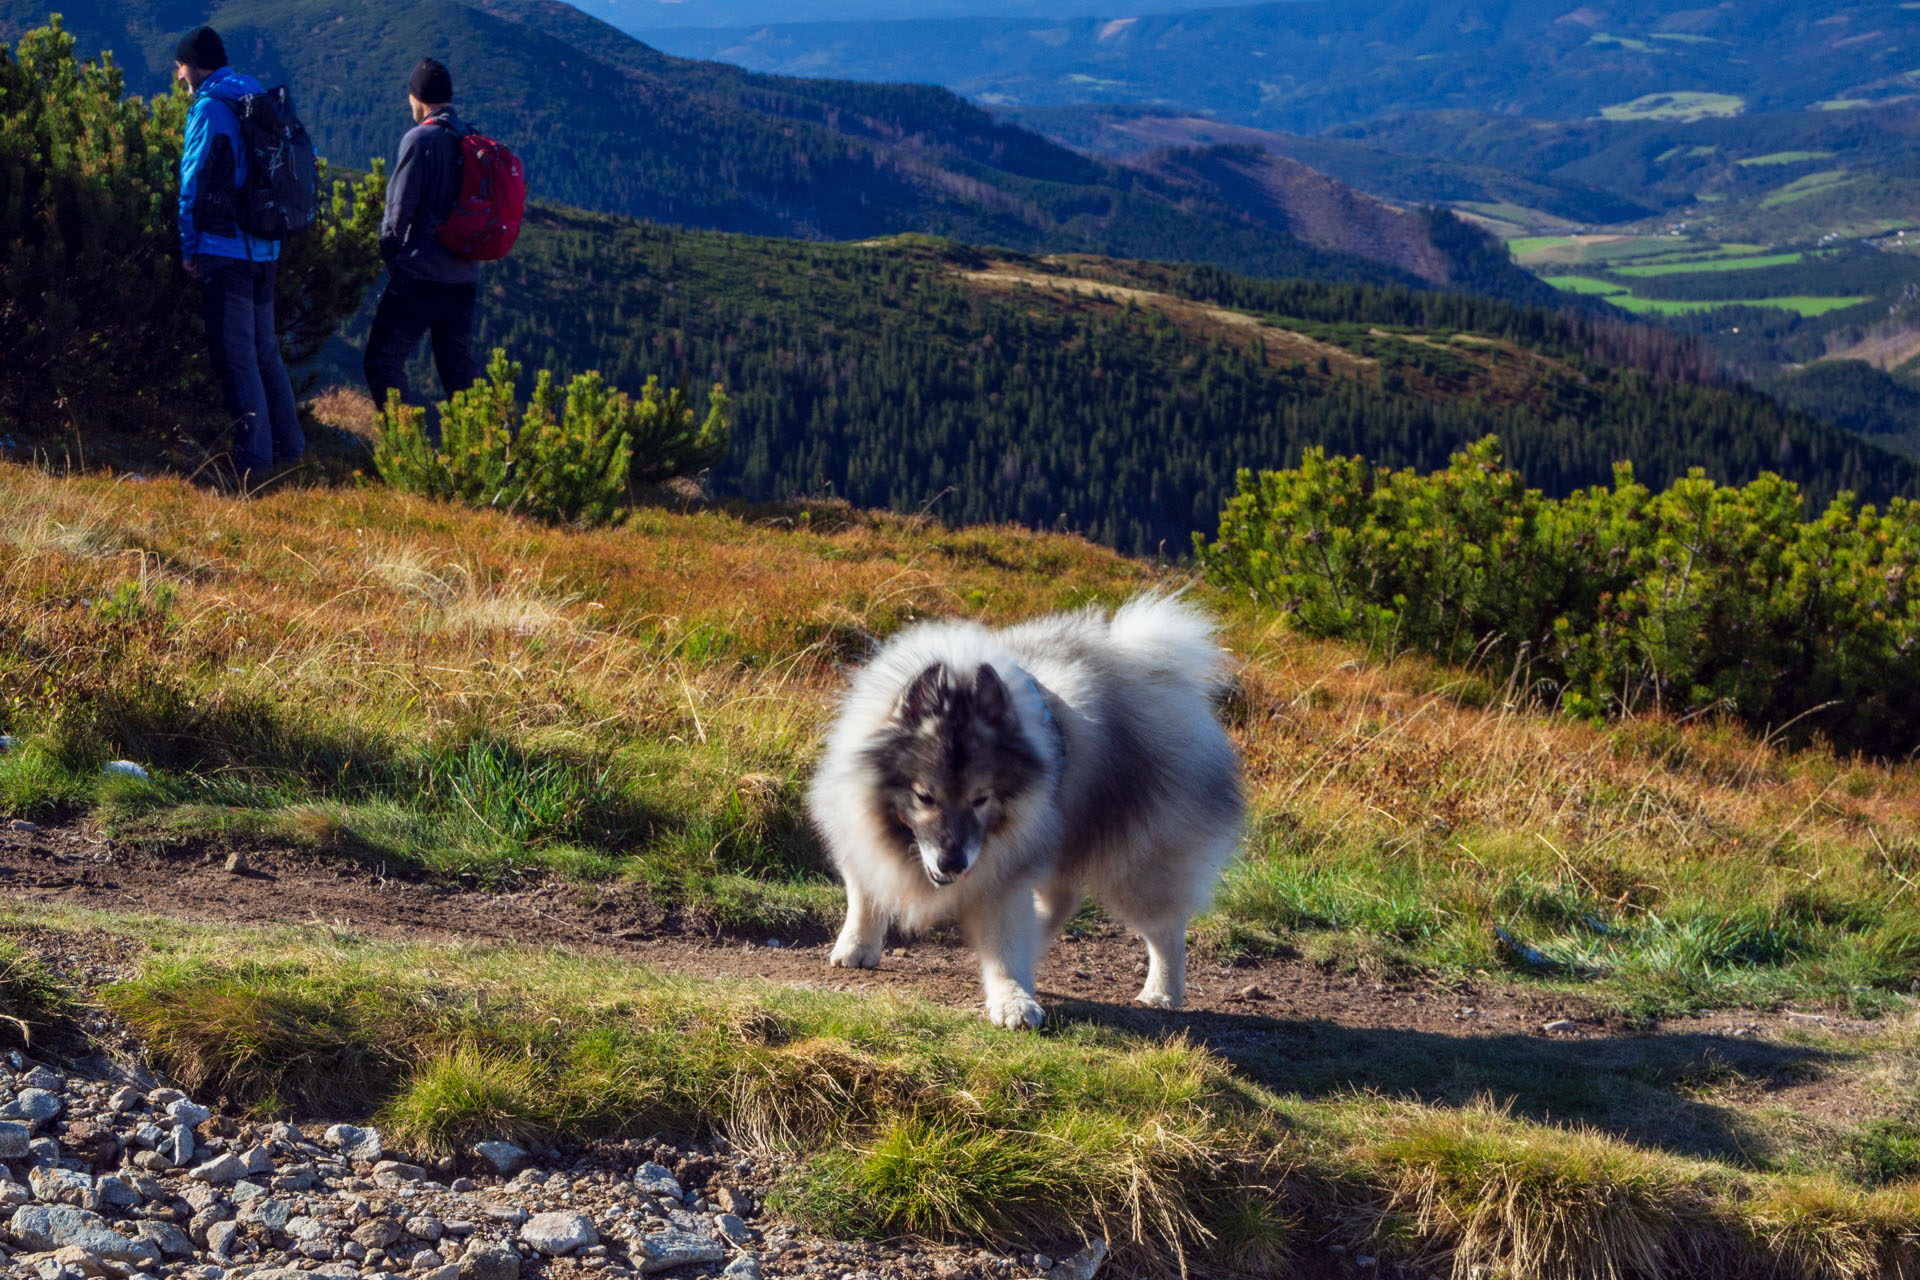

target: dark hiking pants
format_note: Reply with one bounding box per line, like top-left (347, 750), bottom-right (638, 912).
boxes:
top-left (200, 256), bottom-right (304, 476)
top-left (363, 273), bottom-right (481, 414)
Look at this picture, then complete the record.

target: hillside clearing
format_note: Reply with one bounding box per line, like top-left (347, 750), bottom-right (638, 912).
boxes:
top-left (1609, 293), bottom-right (1873, 316)
top-left (5, 462), bottom-right (1920, 1273)
top-left (1599, 91), bottom-right (1747, 122)
top-left (957, 265), bottom-right (1374, 374)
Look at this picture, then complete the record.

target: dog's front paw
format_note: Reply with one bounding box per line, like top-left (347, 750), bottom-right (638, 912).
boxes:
top-left (828, 938), bottom-right (881, 969)
top-left (987, 990), bottom-right (1045, 1030)
top-left (1134, 987), bottom-right (1180, 1010)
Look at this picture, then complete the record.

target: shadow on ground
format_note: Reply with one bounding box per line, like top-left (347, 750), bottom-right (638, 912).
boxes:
top-left (1051, 993), bottom-right (1851, 1170)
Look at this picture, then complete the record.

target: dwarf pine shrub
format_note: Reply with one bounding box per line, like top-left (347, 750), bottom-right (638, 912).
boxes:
top-left (1197, 436), bottom-right (1920, 754)
top-left (374, 349), bottom-right (729, 526)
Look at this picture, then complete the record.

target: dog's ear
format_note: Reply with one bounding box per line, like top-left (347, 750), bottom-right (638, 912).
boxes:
top-left (896, 664), bottom-right (949, 726)
top-left (972, 664), bottom-right (1012, 728)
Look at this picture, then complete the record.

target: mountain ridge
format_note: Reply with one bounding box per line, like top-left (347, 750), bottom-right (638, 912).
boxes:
top-left (0, 0), bottom-right (1553, 302)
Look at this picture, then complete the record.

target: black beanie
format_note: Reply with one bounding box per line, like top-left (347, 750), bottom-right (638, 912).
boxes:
top-left (173, 26), bottom-right (227, 71)
top-left (408, 58), bottom-right (453, 104)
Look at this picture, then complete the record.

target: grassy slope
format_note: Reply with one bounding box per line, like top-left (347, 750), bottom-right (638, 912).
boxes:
top-left (7, 463), bottom-right (1920, 1272)
top-left (6, 459), bottom-right (1920, 1014)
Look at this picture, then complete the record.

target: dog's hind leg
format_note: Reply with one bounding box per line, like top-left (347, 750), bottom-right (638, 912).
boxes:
top-left (1133, 916), bottom-right (1188, 1009)
top-left (828, 880), bottom-right (886, 970)
top-left (1089, 856), bottom-right (1197, 1009)
top-left (968, 891), bottom-right (1046, 1029)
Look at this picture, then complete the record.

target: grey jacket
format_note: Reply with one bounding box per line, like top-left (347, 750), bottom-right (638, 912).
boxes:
top-left (380, 107), bottom-right (481, 285)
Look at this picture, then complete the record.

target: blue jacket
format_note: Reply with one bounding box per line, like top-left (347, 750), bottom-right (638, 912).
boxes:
top-left (179, 67), bottom-right (278, 263)
top-left (381, 107), bottom-right (480, 285)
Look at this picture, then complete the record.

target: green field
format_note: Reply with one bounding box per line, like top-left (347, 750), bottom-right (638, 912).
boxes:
top-left (1608, 293), bottom-right (1873, 316)
top-left (1513, 235), bottom-right (1714, 266)
top-left (1505, 235), bottom-right (1576, 257)
top-left (1613, 252), bottom-right (1808, 277)
top-left (1542, 274), bottom-right (1629, 294)
top-left (1761, 169), bottom-right (1856, 207)
top-left (1736, 151), bottom-right (1834, 167)
top-left (1600, 91), bottom-right (1746, 122)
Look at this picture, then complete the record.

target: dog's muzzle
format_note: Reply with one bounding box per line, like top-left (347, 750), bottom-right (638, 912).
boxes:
top-left (923, 843), bottom-right (976, 887)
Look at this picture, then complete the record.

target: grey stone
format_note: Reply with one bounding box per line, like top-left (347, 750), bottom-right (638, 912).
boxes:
top-left (26, 1136), bottom-right (59, 1168)
top-left (254, 1197), bottom-right (292, 1233)
top-left (353, 1218), bottom-right (403, 1249)
top-left (458, 1240), bottom-right (521, 1280)
top-left (20, 1067), bottom-right (60, 1091)
top-left (372, 1159), bottom-right (425, 1183)
top-left (406, 1214), bottom-right (446, 1241)
top-left (714, 1213), bottom-right (751, 1244)
top-left (408, 1248), bottom-right (446, 1270)
top-left (95, 1176), bottom-right (139, 1209)
top-left (230, 1179), bottom-right (269, 1204)
top-left (188, 1154), bottom-right (246, 1184)
top-left (130, 1123), bottom-right (162, 1149)
top-left (470, 1141), bottom-right (529, 1176)
top-left (187, 1206), bottom-right (228, 1246)
top-left (521, 1211), bottom-right (597, 1256)
top-left (160, 1124), bottom-right (194, 1167)
top-left (285, 1214), bottom-right (327, 1241)
top-left (6, 1089), bottom-right (61, 1124)
top-left (105, 1087), bottom-right (140, 1115)
top-left (164, 1099), bottom-right (211, 1129)
top-left (133, 1220), bottom-right (194, 1258)
top-left (723, 1253), bottom-right (762, 1280)
top-left (0, 1179), bottom-right (29, 1208)
top-left (142, 1090), bottom-right (183, 1110)
top-left (636, 1228), bottom-right (724, 1273)
top-left (421, 1265), bottom-right (461, 1280)
top-left (1050, 1241), bottom-right (1107, 1280)
top-left (323, 1124), bottom-right (382, 1163)
top-left (0, 1120), bottom-right (30, 1158)
top-left (633, 1163), bottom-right (682, 1199)
top-left (7, 1205), bottom-right (161, 1266)
top-left (101, 760), bottom-right (148, 780)
top-left (240, 1144), bottom-right (274, 1176)
top-left (28, 1166), bottom-right (97, 1208)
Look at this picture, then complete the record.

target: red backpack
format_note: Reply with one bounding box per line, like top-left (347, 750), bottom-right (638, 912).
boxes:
top-left (434, 120), bottom-right (525, 261)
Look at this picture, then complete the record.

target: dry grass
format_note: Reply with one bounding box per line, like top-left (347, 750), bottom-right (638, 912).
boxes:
top-left (7, 899), bottom-right (1916, 1279)
top-left (2, 460), bottom-right (1919, 1006)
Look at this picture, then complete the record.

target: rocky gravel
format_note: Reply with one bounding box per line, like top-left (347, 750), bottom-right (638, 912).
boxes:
top-left (0, 1046), bottom-right (1103, 1280)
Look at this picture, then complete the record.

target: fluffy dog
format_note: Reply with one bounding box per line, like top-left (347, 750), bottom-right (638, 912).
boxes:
top-left (806, 595), bottom-right (1244, 1028)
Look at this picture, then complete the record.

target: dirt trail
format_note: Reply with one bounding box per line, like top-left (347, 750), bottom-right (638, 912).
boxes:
top-left (0, 821), bottom-right (1881, 1052)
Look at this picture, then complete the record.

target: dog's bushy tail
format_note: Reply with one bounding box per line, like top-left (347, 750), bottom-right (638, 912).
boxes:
top-left (1107, 593), bottom-right (1232, 695)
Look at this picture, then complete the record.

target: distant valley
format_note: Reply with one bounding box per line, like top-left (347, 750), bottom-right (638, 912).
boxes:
top-left (631, 0), bottom-right (1920, 445)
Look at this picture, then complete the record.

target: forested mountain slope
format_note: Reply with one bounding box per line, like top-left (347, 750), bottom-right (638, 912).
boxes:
top-left (0, 0), bottom-right (1549, 299)
top-left (340, 215), bottom-right (1914, 555)
top-left (643, 0), bottom-right (1920, 130)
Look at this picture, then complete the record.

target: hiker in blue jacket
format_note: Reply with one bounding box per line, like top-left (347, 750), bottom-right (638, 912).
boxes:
top-left (363, 58), bottom-right (482, 414)
top-left (174, 26), bottom-right (304, 481)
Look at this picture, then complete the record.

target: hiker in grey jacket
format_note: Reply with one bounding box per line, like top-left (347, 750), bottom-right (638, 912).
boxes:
top-left (363, 58), bottom-right (481, 412)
